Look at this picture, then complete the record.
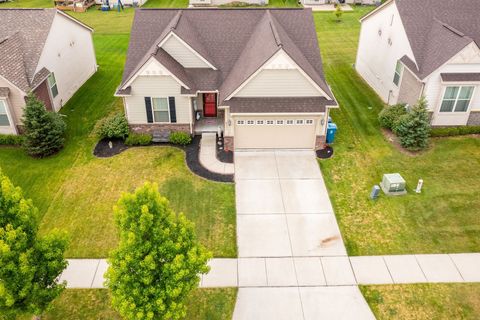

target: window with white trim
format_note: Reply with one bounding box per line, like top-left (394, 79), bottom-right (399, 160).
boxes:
top-left (286, 119), bottom-right (294, 125)
top-left (296, 119), bottom-right (304, 125)
top-left (440, 86), bottom-right (475, 113)
top-left (256, 120), bottom-right (264, 125)
top-left (237, 120), bottom-right (245, 125)
top-left (276, 120), bottom-right (284, 125)
top-left (246, 120), bottom-right (255, 125)
top-left (306, 119), bottom-right (314, 125)
top-left (266, 120), bottom-right (274, 125)
top-left (47, 73), bottom-right (58, 98)
top-left (0, 100), bottom-right (10, 126)
top-left (393, 61), bottom-right (403, 86)
top-left (152, 98), bottom-right (170, 122)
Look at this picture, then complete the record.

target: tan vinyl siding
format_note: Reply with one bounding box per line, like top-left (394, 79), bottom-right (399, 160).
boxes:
top-left (397, 67), bottom-right (423, 107)
top-left (0, 77), bottom-right (26, 127)
top-left (235, 69), bottom-right (321, 97)
top-left (125, 75), bottom-right (191, 124)
top-left (161, 35), bottom-right (211, 68)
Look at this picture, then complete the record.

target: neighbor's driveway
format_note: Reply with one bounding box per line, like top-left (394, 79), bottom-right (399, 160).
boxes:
top-left (233, 150), bottom-right (374, 320)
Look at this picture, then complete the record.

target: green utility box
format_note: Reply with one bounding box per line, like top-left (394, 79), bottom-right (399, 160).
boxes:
top-left (380, 173), bottom-right (407, 196)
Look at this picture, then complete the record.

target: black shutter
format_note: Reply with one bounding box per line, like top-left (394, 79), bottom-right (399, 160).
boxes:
top-left (168, 97), bottom-right (177, 123)
top-left (144, 97), bottom-right (153, 123)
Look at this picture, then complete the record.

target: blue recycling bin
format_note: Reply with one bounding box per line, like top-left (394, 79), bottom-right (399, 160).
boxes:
top-left (326, 122), bottom-right (337, 144)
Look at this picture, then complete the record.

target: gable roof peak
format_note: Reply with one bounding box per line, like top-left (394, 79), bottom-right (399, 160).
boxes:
top-left (170, 10), bottom-right (183, 31)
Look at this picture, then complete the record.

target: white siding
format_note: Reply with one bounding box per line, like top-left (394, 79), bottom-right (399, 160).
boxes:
top-left (36, 13), bottom-right (97, 111)
top-left (161, 35), bottom-right (211, 69)
top-left (355, 1), bottom-right (416, 104)
top-left (234, 69), bottom-right (321, 97)
top-left (124, 75), bottom-right (191, 124)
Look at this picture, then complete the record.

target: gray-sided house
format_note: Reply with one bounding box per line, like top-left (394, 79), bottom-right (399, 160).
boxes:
top-left (116, 8), bottom-right (338, 151)
top-left (0, 9), bottom-right (97, 135)
top-left (356, 0), bottom-right (480, 126)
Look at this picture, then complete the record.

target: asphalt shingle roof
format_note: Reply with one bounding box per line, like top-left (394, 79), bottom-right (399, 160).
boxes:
top-left (119, 8), bottom-right (334, 104)
top-left (228, 97), bottom-right (336, 113)
top-left (395, 0), bottom-right (480, 79)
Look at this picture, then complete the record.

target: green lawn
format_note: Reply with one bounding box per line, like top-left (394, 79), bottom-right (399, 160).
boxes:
top-left (314, 8), bottom-right (480, 256)
top-left (19, 288), bottom-right (237, 319)
top-left (362, 284), bottom-right (480, 320)
top-left (0, 3), bottom-right (236, 258)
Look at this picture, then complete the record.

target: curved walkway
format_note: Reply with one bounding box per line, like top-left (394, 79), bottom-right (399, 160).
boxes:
top-left (199, 133), bottom-right (234, 175)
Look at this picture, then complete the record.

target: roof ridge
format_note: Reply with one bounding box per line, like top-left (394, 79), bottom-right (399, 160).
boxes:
top-left (170, 10), bottom-right (183, 30)
top-left (266, 10), bottom-right (282, 48)
top-left (434, 18), bottom-right (465, 38)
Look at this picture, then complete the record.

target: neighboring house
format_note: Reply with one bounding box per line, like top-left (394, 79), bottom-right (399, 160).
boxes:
top-left (356, 0), bottom-right (480, 126)
top-left (189, 0), bottom-right (268, 6)
top-left (0, 9), bottom-right (97, 135)
top-left (116, 8), bottom-right (338, 151)
top-left (301, 0), bottom-right (375, 6)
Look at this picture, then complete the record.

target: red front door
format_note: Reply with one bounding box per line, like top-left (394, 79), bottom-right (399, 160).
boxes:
top-left (203, 93), bottom-right (217, 117)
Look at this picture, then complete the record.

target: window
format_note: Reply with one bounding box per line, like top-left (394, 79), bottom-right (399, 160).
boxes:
top-left (276, 120), bottom-right (284, 125)
top-left (266, 120), bottom-right (274, 125)
top-left (237, 120), bottom-right (245, 125)
top-left (306, 119), bottom-right (314, 125)
top-left (152, 98), bottom-right (170, 122)
top-left (393, 61), bottom-right (403, 86)
top-left (246, 120), bottom-right (255, 125)
top-left (0, 100), bottom-right (10, 126)
top-left (47, 73), bottom-right (58, 98)
top-left (440, 86), bottom-right (474, 113)
top-left (256, 120), bottom-right (264, 125)
top-left (296, 119), bottom-right (304, 125)
top-left (286, 119), bottom-right (294, 125)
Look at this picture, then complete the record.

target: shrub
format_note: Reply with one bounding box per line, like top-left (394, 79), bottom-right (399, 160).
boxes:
top-left (125, 132), bottom-right (152, 146)
top-left (169, 131), bottom-right (192, 146)
top-left (430, 126), bottom-right (480, 137)
top-left (0, 134), bottom-right (24, 146)
top-left (393, 97), bottom-right (430, 151)
top-left (96, 113), bottom-right (129, 140)
top-left (106, 183), bottom-right (211, 320)
top-left (334, 4), bottom-right (343, 22)
top-left (22, 93), bottom-right (66, 157)
top-left (378, 104), bottom-right (407, 129)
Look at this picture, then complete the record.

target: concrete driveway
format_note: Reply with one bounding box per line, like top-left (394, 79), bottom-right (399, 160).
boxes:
top-left (233, 150), bottom-right (374, 320)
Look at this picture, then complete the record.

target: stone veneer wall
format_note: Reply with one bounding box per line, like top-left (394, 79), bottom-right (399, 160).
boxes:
top-left (315, 135), bottom-right (326, 150)
top-left (224, 136), bottom-right (234, 152)
top-left (129, 124), bottom-right (190, 135)
top-left (467, 111), bottom-right (480, 126)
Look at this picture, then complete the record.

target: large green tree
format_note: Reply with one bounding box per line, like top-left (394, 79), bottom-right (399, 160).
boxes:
top-left (22, 93), bottom-right (66, 158)
top-left (106, 182), bottom-right (211, 320)
top-left (0, 169), bottom-right (68, 319)
top-left (393, 97), bottom-right (431, 151)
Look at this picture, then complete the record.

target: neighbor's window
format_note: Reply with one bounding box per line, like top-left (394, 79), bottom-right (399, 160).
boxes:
top-left (152, 98), bottom-right (170, 122)
top-left (393, 61), bottom-right (403, 86)
top-left (47, 73), bottom-right (58, 98)
top-left (440, 86), bottom-right (475, 113)
top-left (0, 100), bottom-right (10, 126)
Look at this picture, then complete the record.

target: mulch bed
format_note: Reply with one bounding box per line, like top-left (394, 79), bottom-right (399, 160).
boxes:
top-left (381, 129), bottom-right (428, 157)
top-left (93, 136), bottom-right (234, 183)
top-left (216, 134), bottom-right (234, 164)
top-left (316, 146), bottom-right (334, 159)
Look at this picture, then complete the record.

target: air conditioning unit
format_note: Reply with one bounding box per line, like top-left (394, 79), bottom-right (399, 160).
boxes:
top-left (380, 173), bottom-right (407, 196)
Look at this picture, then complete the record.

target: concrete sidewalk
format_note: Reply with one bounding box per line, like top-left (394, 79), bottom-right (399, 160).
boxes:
top-left (61, 253), bottom-right (480, 289)
top-left (199, 132), bottom-right (234, 175)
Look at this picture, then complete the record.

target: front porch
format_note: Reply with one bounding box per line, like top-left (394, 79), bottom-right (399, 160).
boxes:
top-left (192, 92), bottom-right (225, 135)
top-left (194, 115), bottom-right (225, 135)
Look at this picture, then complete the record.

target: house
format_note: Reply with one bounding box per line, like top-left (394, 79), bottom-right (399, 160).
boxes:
top-left (0, 9), bottom-right (97, 135)
top-left (189, 0), bottom-right (268, 7)
top-left (355, 0), bottom-right (480, 126)
top-left (301, 0), bottom-right (376, 7)
top-left (116, 8), bottom-right (338, 151)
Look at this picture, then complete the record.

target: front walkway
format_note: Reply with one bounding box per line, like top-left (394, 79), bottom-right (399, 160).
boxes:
top-left (232, 150), bottom-right (374, 319)
top-left (199, 133), bottom-right (234, 175)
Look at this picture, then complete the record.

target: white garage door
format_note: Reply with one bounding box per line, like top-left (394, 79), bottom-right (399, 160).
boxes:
top-left (234, 118), bottom-right (317, 149)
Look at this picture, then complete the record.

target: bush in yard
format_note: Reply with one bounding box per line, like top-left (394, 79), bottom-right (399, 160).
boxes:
top-left (334, 4), bottom-right (343, 22)
top-left (0, 134), bottom-right (24, 146)
top-left (0, 169), bottom-right (68, 319)
top-left (96, 113), bottom-right (129, 140)
top-left (393, 97), bottom-right (431, 151)
top-left (22, 93), bottom-right (66, 157)
top-left (169, 131), bottom-right (192, 146)
top-left (106, 182), bottom-right (211, 320)
top-left (430, 126), bottom-right (480, 137)
top-left (378, 104), bottom-right (407, 130)
top-left (125, 132), bottom-right (153, 146)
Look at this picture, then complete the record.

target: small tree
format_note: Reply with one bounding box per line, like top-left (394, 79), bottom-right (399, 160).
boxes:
top-left (106, 182), bottom-right (211, 320)
top-left (0, 169), bottom-right (68, 319)
top-left (393, 97), bottom-right (431, 151)
top-left (334, 3), bottom-right (343, 22)
top-left (22, 93), bottom-right (66, 158)
top-left (378, 104), bottom-right (407, 130)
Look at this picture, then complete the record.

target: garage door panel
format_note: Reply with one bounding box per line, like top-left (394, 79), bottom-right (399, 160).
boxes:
top-left (234, 118), bottom-right (317, 149)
